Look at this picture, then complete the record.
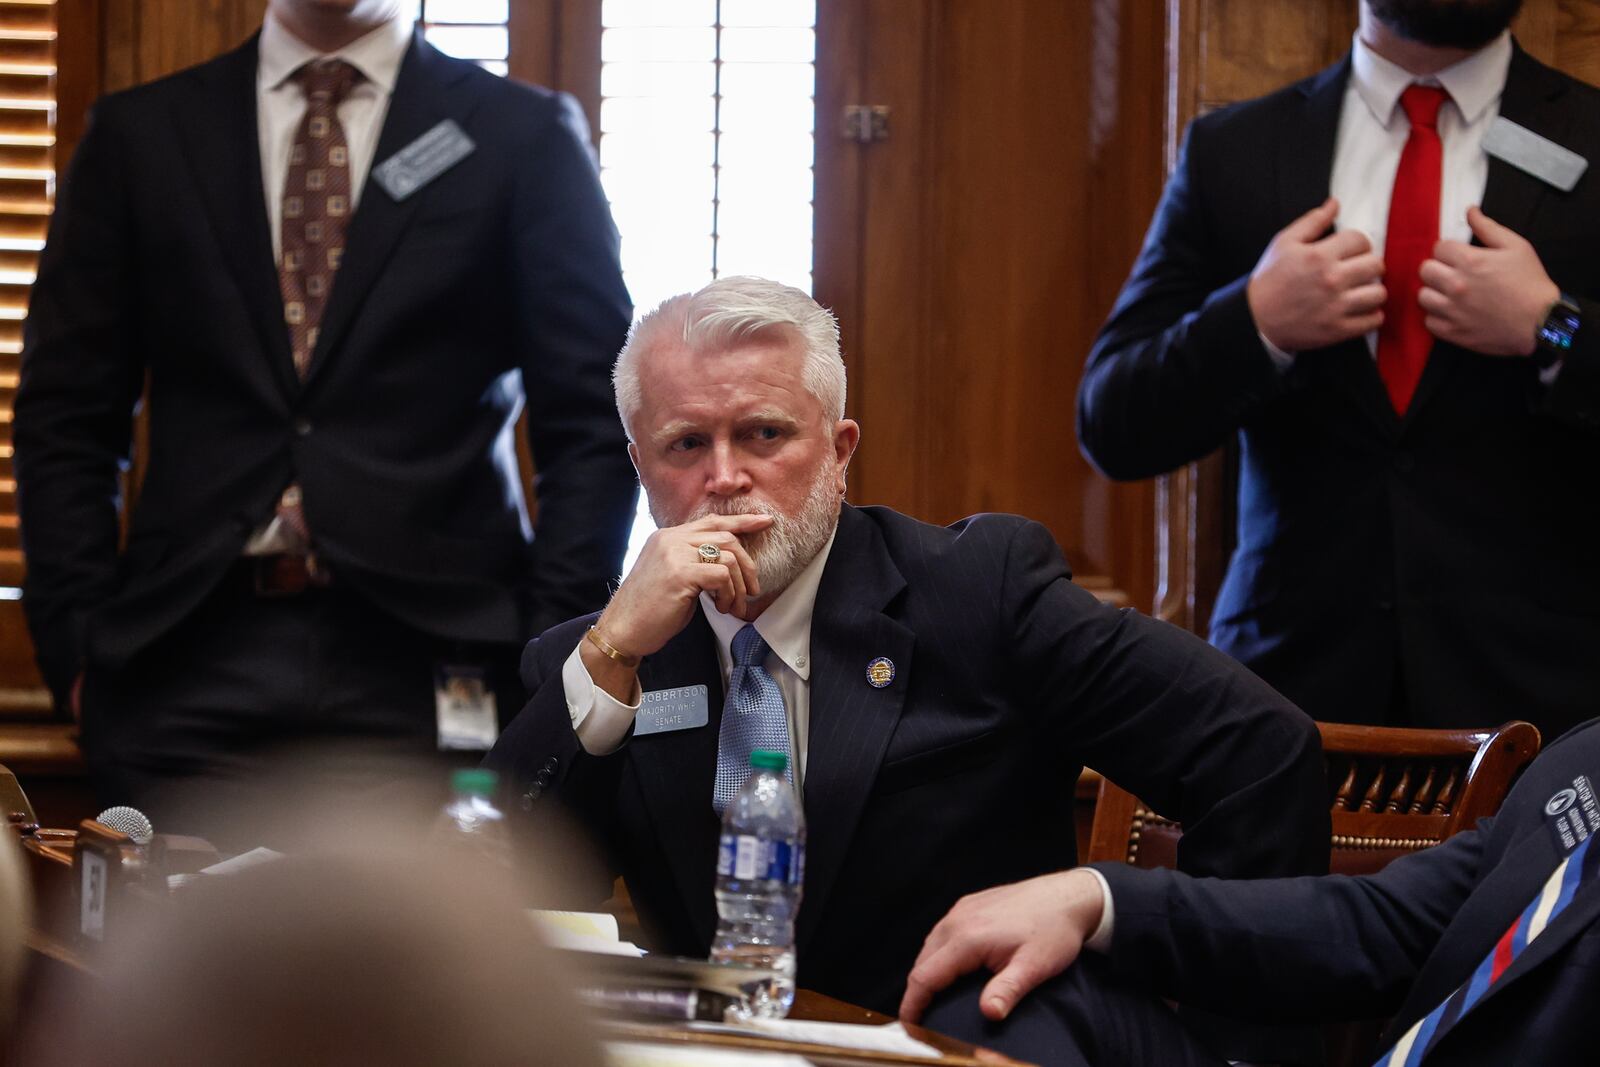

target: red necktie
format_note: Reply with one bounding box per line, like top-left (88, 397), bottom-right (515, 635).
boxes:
top-left (1376, 84), bottom-right (1449, 415)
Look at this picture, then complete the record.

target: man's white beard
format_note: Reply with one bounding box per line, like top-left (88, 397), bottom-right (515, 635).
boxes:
top-left (653, 467), bottom-right (841, 602)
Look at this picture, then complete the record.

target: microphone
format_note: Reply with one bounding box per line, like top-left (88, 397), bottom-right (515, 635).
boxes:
top-left (96, 806), bottom-right (154, 846)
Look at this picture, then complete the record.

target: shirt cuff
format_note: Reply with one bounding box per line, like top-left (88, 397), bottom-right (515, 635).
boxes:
top-left (560, 640), bottom-right (641, 756)
top-left (1080, 866), bottom-right (1115, 954)
top-left (1259, 331), bottom-right (1296, 372)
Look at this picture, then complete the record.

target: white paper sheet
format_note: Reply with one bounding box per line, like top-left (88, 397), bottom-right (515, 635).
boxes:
top-left (606, 1041), bottom-right (813, 1066)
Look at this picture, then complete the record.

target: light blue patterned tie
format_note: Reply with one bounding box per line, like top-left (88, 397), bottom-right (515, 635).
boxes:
top-left (713, 624), bottom-right (792, 814)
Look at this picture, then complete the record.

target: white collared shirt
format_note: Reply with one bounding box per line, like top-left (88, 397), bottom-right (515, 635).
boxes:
top-left (1335, 31), bottom-right (1512, 356)
top-left (1333, 30), bottom-right (1511, 267)
top-left (561, 530), bottom-right (839, 792)
top-left (1265, 31), bottom-right (1514, 367)
top-left (256, 11), bottom-right (412, 262)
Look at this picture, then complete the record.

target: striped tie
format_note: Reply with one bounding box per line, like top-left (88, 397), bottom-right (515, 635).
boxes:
top-left (712, 625), bottom-right (793, 814)
top-left (1374, 833), bottom-right (1599, 1066)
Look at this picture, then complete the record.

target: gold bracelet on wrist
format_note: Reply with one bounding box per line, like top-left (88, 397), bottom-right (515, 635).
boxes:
top-left (585, 625), bottom-right (641, 669)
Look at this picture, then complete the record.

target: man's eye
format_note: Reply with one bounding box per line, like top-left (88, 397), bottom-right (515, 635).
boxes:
top-left (751, 426), bottom-right (783, 441)
top-left (669, 437), bottom-right (703, 452)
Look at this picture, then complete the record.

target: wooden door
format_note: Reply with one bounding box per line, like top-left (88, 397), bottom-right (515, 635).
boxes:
top-left (815, 0), bottom-right (1168, 610)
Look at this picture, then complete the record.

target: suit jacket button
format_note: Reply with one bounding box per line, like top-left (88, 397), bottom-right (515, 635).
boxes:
top-left (521, 786), bottom-right (542, 810)
top-left (542, 756), bottom-right (559, 773)
top-left (293, 418), bottom-right (313, 437)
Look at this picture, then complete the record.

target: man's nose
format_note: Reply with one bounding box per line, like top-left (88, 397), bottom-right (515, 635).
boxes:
top-left (704, 440), bottom-right (752, 496)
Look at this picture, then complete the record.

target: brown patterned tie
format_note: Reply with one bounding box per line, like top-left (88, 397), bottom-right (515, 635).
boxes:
top-left (278, 58), bottom-right (361, 378)
top-left (274, 59), bottom-right (361, 553)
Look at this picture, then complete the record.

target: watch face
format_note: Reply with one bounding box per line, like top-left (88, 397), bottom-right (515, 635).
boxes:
top-left (1539, 300), bottom-right (1582, 360)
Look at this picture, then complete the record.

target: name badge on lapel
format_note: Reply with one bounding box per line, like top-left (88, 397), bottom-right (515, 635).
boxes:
top-left (1544, 773), bottom-right (1600, 854)
top-left (372, 119), bottom-right (476, 202)
top-left (634, 685), bottom-right (710, 738)
top-left (1482, 117), bottom-right (1589, 192)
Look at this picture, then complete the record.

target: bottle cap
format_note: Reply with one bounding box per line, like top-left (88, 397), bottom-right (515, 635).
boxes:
top-left (749, 749), bottom-right (788, 772)
top-left (452, 768), bottom-right (499, 796)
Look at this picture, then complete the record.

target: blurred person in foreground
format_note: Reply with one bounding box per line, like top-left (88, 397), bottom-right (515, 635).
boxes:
top-left (18, 807), bottom-right (605, 1067)
top-left (901, 717), bottom-right (1600, 1066)
top-left (1079, 0), bottom-right (1600, 737)
top-left (487, 276), bottom-right (1329, 1058)
top-left (13, 0), bottom-right (635, 823)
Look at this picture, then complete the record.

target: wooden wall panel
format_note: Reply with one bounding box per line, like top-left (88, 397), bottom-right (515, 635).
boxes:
top-left (821, 0), bottom-right (1165, 609)
top-left (91, 0), bottom-right (265, 99)
top-left (1195, 0), bottom-right (1355, 109)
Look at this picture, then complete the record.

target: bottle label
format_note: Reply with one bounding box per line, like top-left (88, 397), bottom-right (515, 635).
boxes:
top-left (717, 834), bottom-right (803, 884)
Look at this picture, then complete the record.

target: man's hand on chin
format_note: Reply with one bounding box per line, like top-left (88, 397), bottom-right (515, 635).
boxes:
top-left (898, 869), bottom-right (1106, 1026)
top-left (581, 513), bottom-right (773, 703)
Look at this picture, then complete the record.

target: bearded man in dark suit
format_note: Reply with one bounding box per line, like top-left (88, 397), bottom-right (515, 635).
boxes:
top-left (1079, 0), bottom-right (1600, 737)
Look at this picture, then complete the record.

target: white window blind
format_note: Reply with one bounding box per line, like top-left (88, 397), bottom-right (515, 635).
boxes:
top-left (600, 0), bottom-right (816, 312)
top-left (0, 0), bottom-right (56, 594)
top-left (601, 0), bottom-right (817, 570)
top-left (405, 0), bottom-right (510, 75)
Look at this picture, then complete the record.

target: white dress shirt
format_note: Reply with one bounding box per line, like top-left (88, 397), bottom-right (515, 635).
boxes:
top-left (244, 12), bottom-right (412, 555)
top-left (1264, 31), bottom-right (1513, 366)
top-left (562, 530), bottom-right (839, 793)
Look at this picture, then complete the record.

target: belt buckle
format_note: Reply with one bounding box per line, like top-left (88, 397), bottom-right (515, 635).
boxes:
top-left (253, 554), bottom-right (327, 597)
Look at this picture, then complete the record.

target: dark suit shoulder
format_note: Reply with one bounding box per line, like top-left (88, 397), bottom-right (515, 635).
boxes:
top-left (850, 505), bottom-right (1064, 584)
top-left (1186, 57), bottom-right (1346, 146)
top-left (448, 55), bottom-right (589, 139)
top-left (90, 37), bottom-right (255, 119)
top-left (1510, 37), bottom-right (1600, 101)
top-left (1534, 716), bottom-right (1600, 761)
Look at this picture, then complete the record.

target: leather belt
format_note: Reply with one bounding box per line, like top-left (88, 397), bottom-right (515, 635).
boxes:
top-left (250, 554), bottom-right (332, 597)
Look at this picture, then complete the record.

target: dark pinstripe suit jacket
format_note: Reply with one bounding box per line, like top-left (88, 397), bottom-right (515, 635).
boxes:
top-left (1096, 719), bottom-right (1600, 1064)
top-left (487, 503), bottom-right (1329, 1013)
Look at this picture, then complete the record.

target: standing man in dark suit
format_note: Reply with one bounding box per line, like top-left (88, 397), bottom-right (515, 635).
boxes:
top-left (13, 0), bottom-right (635, 817)
top-left (1078, 0), bottom-right (1600, 736)
top-left (901, 718), bottom-right (1600, 1066)
top-left (487, 275), bottom-right (1329, 1021)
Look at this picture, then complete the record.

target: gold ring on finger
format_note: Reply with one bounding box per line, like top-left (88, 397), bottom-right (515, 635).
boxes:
top-left (697, 543), bottom-right (722, 565)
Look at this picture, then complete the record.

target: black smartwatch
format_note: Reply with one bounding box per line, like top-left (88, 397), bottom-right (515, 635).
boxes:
top-left (1534, 293), bottom-right (1582, 370)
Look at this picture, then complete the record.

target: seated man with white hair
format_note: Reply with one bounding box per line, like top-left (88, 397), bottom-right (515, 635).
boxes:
top-left (486, 275), bottom-right (1328, 1021)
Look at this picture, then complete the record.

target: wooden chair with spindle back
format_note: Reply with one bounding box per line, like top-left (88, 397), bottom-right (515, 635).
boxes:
top-left (1085, 719), bottom-right (1541, 873)
top-left (1083, 719), bottom-right (1542, 1066)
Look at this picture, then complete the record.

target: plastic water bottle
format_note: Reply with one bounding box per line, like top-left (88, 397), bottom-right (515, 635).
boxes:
top-left (439, 768), bottom-right (511, 868)
top-left (710, 749), bottom-right (805, 1019)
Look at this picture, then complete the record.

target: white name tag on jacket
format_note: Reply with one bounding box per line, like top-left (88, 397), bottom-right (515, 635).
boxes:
top-left (634, 684), bottom-right (710, 737)
top-left (372, 119), bottom-right (476, 201)
top-left (1482, 117), bottom-right (1588, 192)
top-left (435, 664), bottom-right (499, 751)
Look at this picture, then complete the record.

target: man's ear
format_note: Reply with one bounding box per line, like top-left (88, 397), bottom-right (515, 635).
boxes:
top-left (627, 441), bottom-right (642, 476)
top-left (833, 419), bottom-right (860, 492)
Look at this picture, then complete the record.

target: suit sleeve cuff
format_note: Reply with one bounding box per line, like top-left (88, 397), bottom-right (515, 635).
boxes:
top-left (1080, 866), bottom-right (1115, 953)
top-left (560, 642), bottom-right (640, 755)
top-left (1258, 331), bottom-right (1296, 372)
